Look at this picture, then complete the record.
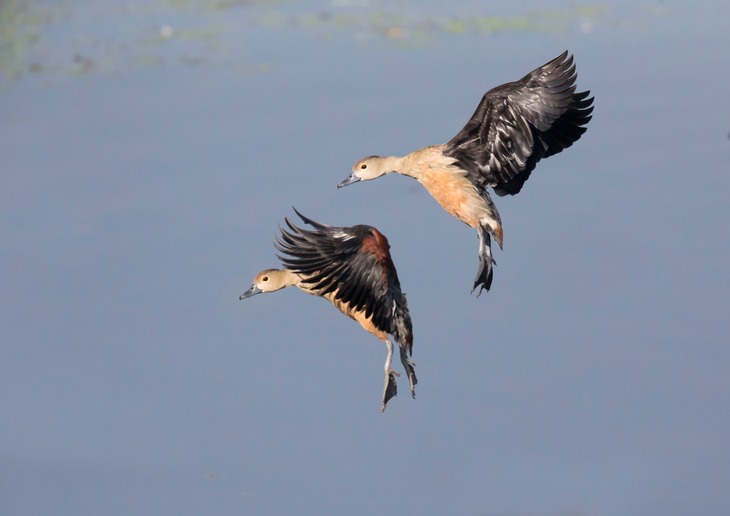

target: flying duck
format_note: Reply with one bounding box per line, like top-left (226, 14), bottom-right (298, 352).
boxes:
top-left (240, 209), bottom-right (417, 412)
top-left (338, 51), bottom-right (594, 295)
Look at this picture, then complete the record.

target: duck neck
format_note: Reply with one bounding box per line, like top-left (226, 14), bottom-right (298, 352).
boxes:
top-left (397, 145), bottom-right (445, 181)
top-left (379, 155), bottom-right (408, 178)
top-left (282, 269), bottom-right (303, 288)
top-left (271, 269), bottom-right (302, 291)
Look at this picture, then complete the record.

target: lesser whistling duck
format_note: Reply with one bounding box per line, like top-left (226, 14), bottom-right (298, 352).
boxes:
top-left (338, 51), bottom-right (594, 296)
top-left (239, 209), bottom-right (416, 412)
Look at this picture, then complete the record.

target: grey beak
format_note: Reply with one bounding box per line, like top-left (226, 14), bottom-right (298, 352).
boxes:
top-left (337, 172), bottom-right (361, 189)
top-left (239, 284), bottom-right (262, 300)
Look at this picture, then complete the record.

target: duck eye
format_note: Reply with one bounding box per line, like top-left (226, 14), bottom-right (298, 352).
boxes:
top-left (360, 163), bottom-right (367, 170)
top-left (262, 276), bottom-right (268, 282)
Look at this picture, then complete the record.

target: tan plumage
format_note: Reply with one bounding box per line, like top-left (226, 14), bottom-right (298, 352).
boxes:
top-left (339, 51), bottom-right (594, 295)
top-left (240, 209), bottom-right (416, 412)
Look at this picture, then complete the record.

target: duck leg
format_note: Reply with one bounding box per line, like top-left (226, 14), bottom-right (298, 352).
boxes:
top-left (399, 346), bottom-right (417, 399)
top-left (472, 225), bottom-right (495, 296)
top-left (381, 339), bottom-right (399, 412)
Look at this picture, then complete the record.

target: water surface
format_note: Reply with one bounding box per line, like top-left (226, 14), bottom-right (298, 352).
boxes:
top-left (2, 1), bottom-right (729, 515)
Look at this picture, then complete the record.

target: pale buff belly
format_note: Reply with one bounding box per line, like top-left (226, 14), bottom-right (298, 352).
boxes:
top-left (325, 291), bottom-right (388, 341)
top-left (417, 169), bottom-right (489, 229)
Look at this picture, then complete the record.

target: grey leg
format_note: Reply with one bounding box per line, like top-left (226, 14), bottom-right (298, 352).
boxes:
top-left (472, 225), bottom-right (495, 296)
top-left (381, 339), bottom-right (399, 412)
top-left (399, 346), bottom-right (417, 399)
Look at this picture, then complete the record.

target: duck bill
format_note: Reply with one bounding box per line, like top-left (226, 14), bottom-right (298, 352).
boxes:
top-left (239, 284), bottom-right (262, 300)
top-left (337, 173), bottom-right (361, 189)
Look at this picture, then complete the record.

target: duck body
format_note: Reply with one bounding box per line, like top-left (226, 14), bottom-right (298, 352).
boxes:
top-left (397, 145), bottom-right (504, 241)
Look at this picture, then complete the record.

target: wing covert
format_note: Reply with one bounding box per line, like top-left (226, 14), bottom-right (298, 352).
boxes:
top-left (274, 212), bottom-right (412, 350)
top-left (444, 51), bottom-right (594, 196)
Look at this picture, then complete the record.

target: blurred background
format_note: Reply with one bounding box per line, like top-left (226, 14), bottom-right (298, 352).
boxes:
top-left (2, 1), bottom-right (729, 515)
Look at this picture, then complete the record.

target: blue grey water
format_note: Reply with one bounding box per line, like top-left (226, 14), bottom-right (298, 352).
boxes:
top-left (2, 1), bottom-right (729, 514)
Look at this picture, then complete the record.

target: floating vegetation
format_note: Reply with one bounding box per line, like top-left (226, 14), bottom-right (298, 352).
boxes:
top-left (0, 0), bottom-right (663, 82)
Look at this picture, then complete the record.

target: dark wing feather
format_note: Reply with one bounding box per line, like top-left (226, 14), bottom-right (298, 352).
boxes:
top-left (275, 211), bottom-right (413, 353)
top-left (444, 51), bottom-right (594, 196)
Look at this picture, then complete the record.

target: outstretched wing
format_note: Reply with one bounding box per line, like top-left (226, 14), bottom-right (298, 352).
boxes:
top-left (444, 51), bottom-right (594, 196)
top-left (275, 209), bottom-right (413, 353)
